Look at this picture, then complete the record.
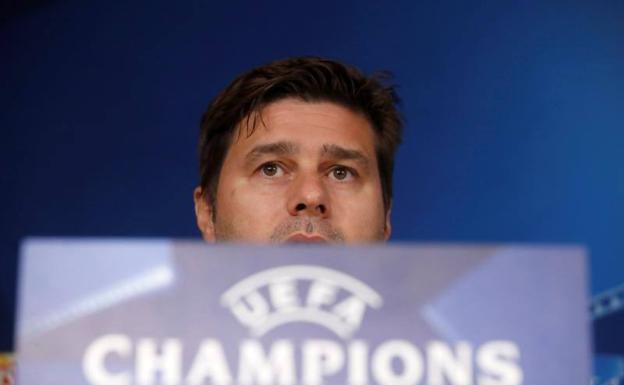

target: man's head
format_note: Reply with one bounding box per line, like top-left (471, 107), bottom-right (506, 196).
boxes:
top-left (194, 57), bottom-right (402, 243)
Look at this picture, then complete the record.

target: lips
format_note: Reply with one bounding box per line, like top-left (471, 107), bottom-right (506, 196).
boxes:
top-left (285, 233), bottom-right (329, 244)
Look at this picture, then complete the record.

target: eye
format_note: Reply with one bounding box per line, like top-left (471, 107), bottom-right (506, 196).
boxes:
top-left (330, 166), bottom-right (355, 181)
top-left (259, 162), bottom-right (284, 177)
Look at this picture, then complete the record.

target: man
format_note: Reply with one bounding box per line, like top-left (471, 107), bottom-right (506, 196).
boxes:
top-left (194, 57), bottom-right (402, 243)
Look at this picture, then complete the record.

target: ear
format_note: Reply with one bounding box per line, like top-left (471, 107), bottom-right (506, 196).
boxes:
top-left (383, 201), bottom-right (392, 241)
top-left (193, 186), bottom-right (216, 242)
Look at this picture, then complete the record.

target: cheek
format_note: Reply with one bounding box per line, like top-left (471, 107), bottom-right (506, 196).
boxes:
top-left (214, 181), bottom-right (288, 242)
top-left (218, 180), bottom-right (285, 220)
top-left (330, 185), bottom-right (386, 235)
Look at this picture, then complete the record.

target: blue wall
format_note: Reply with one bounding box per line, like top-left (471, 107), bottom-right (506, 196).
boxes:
top-left (2, 0), bottom-right (623, 358)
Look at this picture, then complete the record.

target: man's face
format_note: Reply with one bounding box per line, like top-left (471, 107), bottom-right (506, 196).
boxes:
top-left (194, 98), bottom-right (391, 243)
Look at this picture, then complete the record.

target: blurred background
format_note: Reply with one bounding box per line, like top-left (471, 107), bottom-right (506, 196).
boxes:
top-left (2, 0), bottom-right (623, 381)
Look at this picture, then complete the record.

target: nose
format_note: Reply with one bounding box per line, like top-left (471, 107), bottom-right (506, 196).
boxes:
top-left (287, 172), bottom-right (329, 217)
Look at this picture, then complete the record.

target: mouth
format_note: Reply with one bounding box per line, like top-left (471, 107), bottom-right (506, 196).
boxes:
top-left (285, 233), bottom-right (329, 244)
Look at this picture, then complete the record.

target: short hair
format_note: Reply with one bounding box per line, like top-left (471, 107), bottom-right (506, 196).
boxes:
top-left (198, 56), bottom-right (403, 212)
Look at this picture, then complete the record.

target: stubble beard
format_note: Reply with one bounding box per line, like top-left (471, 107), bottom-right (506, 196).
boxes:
top-left (269, 217), bottom-right (345, 243)
top-left (213, 214), bottom-right (346, 243)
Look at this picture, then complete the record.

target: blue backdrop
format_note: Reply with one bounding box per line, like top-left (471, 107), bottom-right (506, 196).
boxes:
top-left (2, 0), bottom-right (623, 363)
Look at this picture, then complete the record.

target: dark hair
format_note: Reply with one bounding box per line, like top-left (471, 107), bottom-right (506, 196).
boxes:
top-left (198, 56), bottom-right (402, 211)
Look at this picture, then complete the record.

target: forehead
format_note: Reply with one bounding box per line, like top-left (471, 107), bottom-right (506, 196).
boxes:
top-left (230, 98), bottom-right (377, 155)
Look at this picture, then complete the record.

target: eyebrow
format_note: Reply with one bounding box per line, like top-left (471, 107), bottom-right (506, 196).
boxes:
top-left (321, 144), bottom-right (370, 167)
top-left (245, 141), bottom-right (299, 164)
top-left (244, 141), bottom-right (370, 168)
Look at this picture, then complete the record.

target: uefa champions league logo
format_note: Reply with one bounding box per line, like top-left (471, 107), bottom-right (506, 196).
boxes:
top-left (220, 265), bottom-right (383, 339)
top-left (82, 264), bottom-right (523, 385)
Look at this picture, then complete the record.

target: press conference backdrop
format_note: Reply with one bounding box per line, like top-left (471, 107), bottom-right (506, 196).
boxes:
top-left (2, 0), bottom-right (623, 381)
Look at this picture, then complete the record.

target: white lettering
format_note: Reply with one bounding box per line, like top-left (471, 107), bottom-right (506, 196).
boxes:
top-left (83, 335), bottom-right (525, 385)
top-left (186, 339), bottom-right (232, 385)
top-left (135, 338), bottom-right (182, 385)
top-left (348, 340), bottom-right (368, 385)
top-left (331, 296), bottom-right (366, 329)
top-left (83, 334), bottom-right (131, 385)
top-left (238, 339), bottom-right (295, 385)
top-left (427, 341), bottom-right (472, 385)
top-left (372, 340), bottom-right (423, 385)
top-left (302, 340), bottom-right (345, 385)
top-left (307, 280), bottom-right (338, 308)
top-left (231, 292), bottom-right (270, 327)
top-left (270, 279), bottom-right (299, 313)
top-left (477, 341), bottom-right (523, 385)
